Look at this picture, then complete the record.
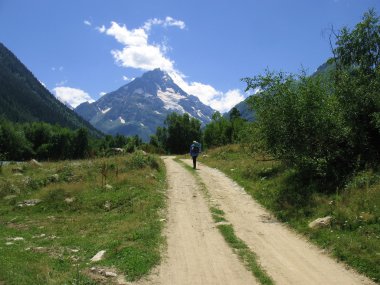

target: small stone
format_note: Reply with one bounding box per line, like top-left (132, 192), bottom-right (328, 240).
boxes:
top-left (33, 247), bottom-right (46, 252)
top-left (90, 267), bottom-right (97, 272)
top-left (12, 237), bottom-right (24, 241)
top-left (7, 237), bottom-right (24, 242)
top-left (29, 159), bottom-right (42, 167)
top-left (5, 242), bottom-right (14, 245)
top-left (105, 271), bottom-right (118, 277)
top-left (105, 184), bottom-right (113, 190)
top-left (18, 199), bottom-right (41, 207)
top-left (308, 216), bottom-right (333, 229)
top-left (104, 201), bottom-right (111, 210)
top-left (65, 197), bottom-right (75, 203)
top-left (90, 250), bottom-right (106, 262)
top-left (215, 221), bottom-right (231, 227)
top-left (70, 249), bottom-right (80, 253)
top-left (159, 219), bottom-right (166, 222)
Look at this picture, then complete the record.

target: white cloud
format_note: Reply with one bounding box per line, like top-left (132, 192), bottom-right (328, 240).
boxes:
top-left (51, 66), bottom-right (64, 72)
top-left (100, 19), bottom-right (180, 72)
top-left (112, 45), bottom-right (174, 71)
top-left (99, 91), bottom-right (107, 96)
top-left (96, 25), bottom-right (106, 33)
top-left (84, 20), bottom-right (92, 26)
top-left (163, 16), bottom-right (186, 29)
top-left (143, 16), bottom-right (185, 31)
top-left (53, 86), bottom-right (94, 108)
top-left (99, 17), bottom-right (246, 113)
top-left (106, 21), bottom-right (148, 46)
top-left (55, 80), bottom-right (68, 86)
top-left (170, 73), bottom-right (245, 112)
top-left (209, 89), bottom-right (246, 113)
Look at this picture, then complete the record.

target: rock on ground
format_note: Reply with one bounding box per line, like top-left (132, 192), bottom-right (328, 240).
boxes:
top-left (308, 216), bottom-right (333, 229)
top-left (91, 250), bottom-right (106, 262)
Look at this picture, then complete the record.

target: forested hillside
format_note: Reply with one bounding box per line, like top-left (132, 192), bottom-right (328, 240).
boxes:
top-left (0, 43), bottom-right (102, 137)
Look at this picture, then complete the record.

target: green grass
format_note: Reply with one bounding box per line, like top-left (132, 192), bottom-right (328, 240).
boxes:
top-left (199, 144), bottom-right (380, 283)
top-left (0, 151), bottom-right (167, 284)
top-left (176, 158), bottom-right (274, 285)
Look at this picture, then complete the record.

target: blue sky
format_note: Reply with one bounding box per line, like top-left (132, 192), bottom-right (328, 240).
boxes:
top-left (1, 0), bottom-right (379, 112)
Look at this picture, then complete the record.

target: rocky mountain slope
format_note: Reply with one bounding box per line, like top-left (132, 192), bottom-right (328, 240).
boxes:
top-left (75, 69), bottom-right (215, 140)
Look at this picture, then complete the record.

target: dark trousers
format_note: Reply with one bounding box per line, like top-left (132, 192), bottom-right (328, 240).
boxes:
top-left (192, 156), bottom-right (197, 169)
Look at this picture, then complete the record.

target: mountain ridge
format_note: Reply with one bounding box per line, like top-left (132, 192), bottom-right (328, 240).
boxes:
top-left (0, 42), bottom-right (102, 137)
top-left (75, 68), bottom-right (216, 140)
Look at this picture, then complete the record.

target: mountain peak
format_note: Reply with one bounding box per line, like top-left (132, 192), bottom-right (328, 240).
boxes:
top-left (141, 68), bottom-right (172, 83)
top-left (75, 68), bottom-right (215, 141)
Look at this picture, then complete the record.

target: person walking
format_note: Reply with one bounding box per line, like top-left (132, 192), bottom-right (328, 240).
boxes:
top-left (190, 141), bottom-right (201, 169)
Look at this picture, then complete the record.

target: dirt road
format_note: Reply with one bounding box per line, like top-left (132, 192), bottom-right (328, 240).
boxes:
top-left (134, 157), bottom-right (374, 285)
top-left (135, 157), bottom-right (258, 285)
top-left (181, 159), bottom-right (375, 285)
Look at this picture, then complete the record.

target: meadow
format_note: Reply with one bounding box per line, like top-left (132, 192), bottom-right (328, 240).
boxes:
top-left (0, 151), bottom-right (166, 284)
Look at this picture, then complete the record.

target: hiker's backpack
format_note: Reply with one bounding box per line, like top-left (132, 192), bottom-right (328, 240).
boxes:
top-left (192, 144), bottom-right (200, 153)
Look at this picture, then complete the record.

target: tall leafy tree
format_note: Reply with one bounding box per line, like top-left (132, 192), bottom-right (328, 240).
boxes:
top-left (156, 113), bottom-right (202, 154)
top-left (242, 9), bottom-right (380, 189)
top-left (72, 128), bottom-right (90, 159)
top-left (333, 9), bottom-right (380, 165)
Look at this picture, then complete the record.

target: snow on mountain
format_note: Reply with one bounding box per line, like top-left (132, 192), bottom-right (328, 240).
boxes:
top-left (157, 88), bottom-right (186, 113)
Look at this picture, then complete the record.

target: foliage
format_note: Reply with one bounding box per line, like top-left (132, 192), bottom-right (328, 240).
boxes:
top-left (243, 71), bottom-right (351, 188)
top-left (333, 9), bottom-right (380, 166)
top-left (0, 119), bottom-right (146, 161)
top-left (203, 110), bottom-right (248, 149)
top-left (151, 113), bottom-right (202, 154)
top-left (242, 9), bottom-right (380, 190)
top-left (334, 9), bottom-right (380, 74)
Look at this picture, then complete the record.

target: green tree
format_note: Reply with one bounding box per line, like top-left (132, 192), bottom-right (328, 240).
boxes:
top-left (0, 118), bottom-right (33, 160)
top-left (159, 113), bottom-right (202, 154)
top-left (204, 112), bottom-right (233, 148)
top-left (243, 71), bottom-right (351, 187)
top-left (242, 9), bottom-right (380, 189)
top-left (333, 8), bottom-right (380, 165)
top-left (72, 128), bottom-right (90, 159)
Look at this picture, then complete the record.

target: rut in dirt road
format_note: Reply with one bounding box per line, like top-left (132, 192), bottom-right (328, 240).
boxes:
top-left (135, 156), bottom-right (258, 285)
top-left (182, 159), bottom-right (375, 285)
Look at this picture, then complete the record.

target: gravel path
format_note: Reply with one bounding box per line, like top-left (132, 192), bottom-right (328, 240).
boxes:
top-left (134, 156), bottom-right (258, 285)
